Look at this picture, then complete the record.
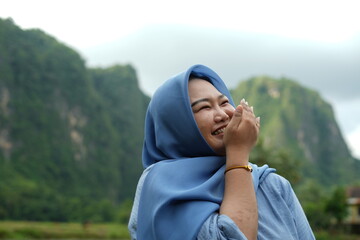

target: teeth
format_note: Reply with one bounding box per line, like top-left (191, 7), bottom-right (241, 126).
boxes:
top-left (213, 127), bottom-right (225, 135)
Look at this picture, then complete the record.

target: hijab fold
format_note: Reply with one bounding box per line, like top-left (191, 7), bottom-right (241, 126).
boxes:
top-left (137, 65), bottom-right (275, 240)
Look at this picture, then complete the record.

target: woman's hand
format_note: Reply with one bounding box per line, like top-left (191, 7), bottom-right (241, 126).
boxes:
top-left (220, 98), bottom-right (260, 240)
top-left (223, 99), bottom-right (260, 158)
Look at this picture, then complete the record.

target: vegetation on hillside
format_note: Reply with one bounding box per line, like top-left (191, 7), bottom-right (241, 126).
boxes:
top-left (0, 18), bottom-right (149, 222)
top-left (231, 76), bottom-right (360, 186)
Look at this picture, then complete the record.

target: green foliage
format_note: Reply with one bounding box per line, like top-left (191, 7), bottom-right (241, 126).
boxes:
top-left (296, 181), bottom-right (352, 232)
top-left (0, 18), bottom-right (149, 222)
top-left (325, 186), bottom-right (348, 225)
top-left (315, 231), bottom-right (360, 240)
top-left (0, 221), bottom-right (130, 239)
top-left (251, 138), bottom-right (302, 185)
top-left (296, 180), bottom-right (331, 230)
top-left (116, 199), bottom-right (134, 224)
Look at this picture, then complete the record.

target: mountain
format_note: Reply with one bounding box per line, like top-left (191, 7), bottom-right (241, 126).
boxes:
top-left (231, 76), bottom-right (359, 185)
top-left (0, 18), bottom-right (149, 221)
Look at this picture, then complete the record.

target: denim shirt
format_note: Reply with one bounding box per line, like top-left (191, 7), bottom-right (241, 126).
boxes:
top-left (128, 166), bottom-right (315, 240)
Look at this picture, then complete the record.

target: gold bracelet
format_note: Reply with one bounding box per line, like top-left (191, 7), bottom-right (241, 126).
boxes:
top-left (225, 165), bottom-right (253, 174)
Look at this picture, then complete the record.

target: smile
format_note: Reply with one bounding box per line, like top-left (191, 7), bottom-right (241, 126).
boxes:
top-left (212, 127), bottom-right (226, 135)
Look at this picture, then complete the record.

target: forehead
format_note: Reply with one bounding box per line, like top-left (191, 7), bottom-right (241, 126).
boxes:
top-left (188, 79), bottom-right (222, 99)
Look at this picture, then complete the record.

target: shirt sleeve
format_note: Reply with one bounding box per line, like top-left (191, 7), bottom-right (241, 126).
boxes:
top-left (284, 180), bottom-right (316, 240)
top-left (197, 213), bottom-right (248, 240)
top-left (128, 166), bottom-right (153, 240)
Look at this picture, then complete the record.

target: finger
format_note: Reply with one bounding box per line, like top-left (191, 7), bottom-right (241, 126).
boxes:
top-left (241, 99), bottom-right (256, 121)
top-left (242, 100), bottom-right (255, 116)
top-left (241, 98), bottom-right (250, 111)
top-left (250, 106), bottom-right (256, 116)
top-left (240, 98), bottom-right (249, 106)
top-left (227, 105), bottom-right (243, 128)
top-left (255, 117), bottom-right (261, 128)
top-left (255, 119), bottom-right (260, 136)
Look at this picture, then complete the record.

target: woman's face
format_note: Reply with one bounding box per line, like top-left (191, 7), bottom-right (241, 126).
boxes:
top-left (188, 78), bottom-right (235, 155)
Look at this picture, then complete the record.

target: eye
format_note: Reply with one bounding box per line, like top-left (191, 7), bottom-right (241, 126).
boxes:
top-left (221, 100), bottom-right (229, 106)
top-left (193, 104), bottom-right (211, 113)
top-left (199, 105), bottom-right (211, 111)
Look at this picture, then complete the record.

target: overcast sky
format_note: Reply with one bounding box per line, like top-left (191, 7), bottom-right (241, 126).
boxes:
top-left (1, 0), bottom-right (360, 158)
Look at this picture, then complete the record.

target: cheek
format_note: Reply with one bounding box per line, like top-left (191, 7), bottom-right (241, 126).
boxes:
top-left (225, 106), bottom-right (235, 118)
top-left (194, 112), bottom-right (213, 133)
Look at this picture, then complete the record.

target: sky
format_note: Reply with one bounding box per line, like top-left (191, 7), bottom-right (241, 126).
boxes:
top-left (1, 0), bottom-right (360, 158)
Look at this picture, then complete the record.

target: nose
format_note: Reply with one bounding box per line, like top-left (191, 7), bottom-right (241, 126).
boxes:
top-left (214, 107), bottom-right (229, 123)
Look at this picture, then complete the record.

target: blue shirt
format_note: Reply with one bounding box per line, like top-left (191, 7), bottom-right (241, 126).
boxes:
top-left (129, 165), bottom-right (315, 240)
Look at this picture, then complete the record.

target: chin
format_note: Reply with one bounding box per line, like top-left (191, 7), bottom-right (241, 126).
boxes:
top-left (217, 151), bottom-right (226, 156)
top-left (213, 146), bottom-right (226, 156)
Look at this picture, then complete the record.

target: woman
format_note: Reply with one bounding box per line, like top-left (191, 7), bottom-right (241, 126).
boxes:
top-left (128, 64), bottom-right (315, 240)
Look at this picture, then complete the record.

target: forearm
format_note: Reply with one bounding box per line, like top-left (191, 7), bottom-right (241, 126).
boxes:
top-left (219, 151), bottom-right (258, 240)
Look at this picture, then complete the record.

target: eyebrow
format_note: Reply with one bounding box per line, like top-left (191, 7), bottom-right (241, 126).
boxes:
top-left (191, 94), bottom-right (226, 107)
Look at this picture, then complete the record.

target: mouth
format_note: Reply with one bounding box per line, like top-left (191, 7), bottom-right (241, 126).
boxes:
top-left (212, 126), bottom-right (226, 135)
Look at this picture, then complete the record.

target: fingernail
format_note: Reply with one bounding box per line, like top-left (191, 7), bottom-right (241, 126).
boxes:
top-left (241, 98), bottom-right (245, 103)
top-left (245, 101), bottom-right (249, 105)
top-left (251, 106), bottom-right (254, 111)
top-left (235, 106), bottom-right (242, 115)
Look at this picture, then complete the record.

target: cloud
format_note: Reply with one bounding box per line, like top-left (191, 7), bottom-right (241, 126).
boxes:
top-left (333, 98), bottom-right (360, 135)
top-left (346, 125), bottom-right (360, 159)
top-left (80, 24), bottom-right (360, 103)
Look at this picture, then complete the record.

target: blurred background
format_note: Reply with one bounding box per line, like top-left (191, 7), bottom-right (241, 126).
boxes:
top-left (0, 0), bottom-right (359, 239)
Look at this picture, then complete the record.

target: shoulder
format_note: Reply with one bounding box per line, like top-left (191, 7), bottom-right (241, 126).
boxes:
top-left (137, 165), bottom-right (154, 189)
top-left (260, 173), bottom-right (293, 200)
top-left (263, 172), bottom-right (291, 186)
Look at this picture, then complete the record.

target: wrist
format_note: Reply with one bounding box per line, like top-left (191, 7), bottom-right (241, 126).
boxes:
top-left (226, 147), bottom-right (250, 166)
top-left (226, 145), bottom-right (251, 157)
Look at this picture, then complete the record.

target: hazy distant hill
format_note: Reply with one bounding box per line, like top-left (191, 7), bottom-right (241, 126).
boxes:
top-left (231, 76), bottom-right (359, 185)
top-left (0, 18), bottom-right (149, 221)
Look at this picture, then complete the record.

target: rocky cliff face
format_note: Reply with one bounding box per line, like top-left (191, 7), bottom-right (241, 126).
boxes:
top-left (231, 76), bottom-right (358, 185)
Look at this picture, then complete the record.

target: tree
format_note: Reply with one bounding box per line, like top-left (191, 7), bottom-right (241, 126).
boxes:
top-left (250, 138), bottom-right (302, 185)
top-left (325, 186), bottom-right (348, 225)
top-left (296, 179), bottom-right (330, 230)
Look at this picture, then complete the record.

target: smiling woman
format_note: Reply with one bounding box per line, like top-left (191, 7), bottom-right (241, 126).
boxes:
top-left (128, 64), bottom-right (315, 240)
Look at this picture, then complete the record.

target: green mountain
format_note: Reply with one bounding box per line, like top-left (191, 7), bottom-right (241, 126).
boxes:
top-left (0, 18), bottom-right (149, 221)
top-left (231, 76), bottom-right (359, 185)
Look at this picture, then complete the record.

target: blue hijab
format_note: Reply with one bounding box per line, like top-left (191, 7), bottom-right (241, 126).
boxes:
top-left (137, 64), bottom-right (274, 240)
